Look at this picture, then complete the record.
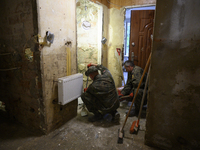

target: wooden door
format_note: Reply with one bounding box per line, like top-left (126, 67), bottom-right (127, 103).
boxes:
top-left (129, 10), bottom-right (155, 69)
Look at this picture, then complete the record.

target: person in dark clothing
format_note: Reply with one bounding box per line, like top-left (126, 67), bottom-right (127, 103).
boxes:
top-left (119, 60), bottom-right (147, 117)
top-left (81, 63), bottom-right (120, 122)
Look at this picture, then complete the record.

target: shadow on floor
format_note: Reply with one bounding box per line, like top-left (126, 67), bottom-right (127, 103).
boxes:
top-left (0, 110), bottom-right (42, 141)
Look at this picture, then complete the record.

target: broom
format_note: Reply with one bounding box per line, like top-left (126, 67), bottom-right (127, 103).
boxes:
top-left (117, 53), bottom-right (151, 144)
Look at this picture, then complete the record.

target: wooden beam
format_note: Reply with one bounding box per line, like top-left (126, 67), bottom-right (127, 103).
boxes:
top-left (90, 0), bottom-right (156, 9)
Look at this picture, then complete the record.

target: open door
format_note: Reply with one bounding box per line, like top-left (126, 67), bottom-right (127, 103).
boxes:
top-left (129, 10), bottom-right (155, 69)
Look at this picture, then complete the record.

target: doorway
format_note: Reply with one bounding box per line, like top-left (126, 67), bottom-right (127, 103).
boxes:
top-left (123, 6), bottom-right (155, 84)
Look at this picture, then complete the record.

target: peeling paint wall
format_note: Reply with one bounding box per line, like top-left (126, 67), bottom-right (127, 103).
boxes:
top-left (37, 0), bottom-right (77, 133)
top-left (145, 0), bottom-right (200, 149)
top-left (77, 1), bottom-right (125, 88)
top-left (77, 0), bottom-right (102, 86)
top-left (0, 0), bottom-right (43, 132)
top-left (101, 4), bottom-right (109, 67)
top-left (107, 8), bottom-right (124, 87)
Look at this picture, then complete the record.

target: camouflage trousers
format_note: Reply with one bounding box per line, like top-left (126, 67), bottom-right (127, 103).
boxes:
top-left (81, 93), bottom-right (119, 115)
top-left (133, 88), bottom-right (147, 114)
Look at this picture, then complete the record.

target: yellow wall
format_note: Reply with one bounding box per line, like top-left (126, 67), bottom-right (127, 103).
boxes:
top-left (37, 0), bottom-right (77, 133)
top-left (107, 7), bottom-right (124, 87)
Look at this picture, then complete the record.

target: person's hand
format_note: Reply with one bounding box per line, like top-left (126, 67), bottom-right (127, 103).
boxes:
top-left (87, 63), bottom-right (92, 68)
top-left (84, 88), bottom-right (88, 92)
top-left (129, 93), bottom-right (134, 97)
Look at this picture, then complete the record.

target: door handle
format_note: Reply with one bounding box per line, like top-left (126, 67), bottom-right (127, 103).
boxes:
top-left (132, 42), bottom-right (135, 47)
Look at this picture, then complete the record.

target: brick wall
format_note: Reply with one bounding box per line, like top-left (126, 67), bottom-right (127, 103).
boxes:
top-left (0, 0), bottom-right (78, 134)
top-left (0, 0), bottom-right (44, 132)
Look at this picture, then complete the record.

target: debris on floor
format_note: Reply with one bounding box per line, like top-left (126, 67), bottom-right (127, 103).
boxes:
top-left (0, 100), bottom-right (158, 150)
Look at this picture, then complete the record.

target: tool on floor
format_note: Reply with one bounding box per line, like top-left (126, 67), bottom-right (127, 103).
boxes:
top-left (81, 76), bottom-right (89, 117)
top-left (117, 53), bottom-right (151, 144)
top-left (130, 65), bottom-right (150, 134)
top-left (119, 95), bottom-right (131, 102)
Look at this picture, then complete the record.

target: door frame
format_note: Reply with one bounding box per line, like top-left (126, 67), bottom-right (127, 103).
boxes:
top-left (123, 5), bottom-right (156, 63)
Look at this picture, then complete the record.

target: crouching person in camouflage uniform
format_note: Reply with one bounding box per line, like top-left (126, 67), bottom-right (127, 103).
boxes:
top-left (81, 63), bottom-right (120, 122)
top-left (120, 60), bottom-right (147, 117)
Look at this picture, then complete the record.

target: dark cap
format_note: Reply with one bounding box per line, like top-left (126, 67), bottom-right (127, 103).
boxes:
top-left (85, 66), bottom-right (98, 76)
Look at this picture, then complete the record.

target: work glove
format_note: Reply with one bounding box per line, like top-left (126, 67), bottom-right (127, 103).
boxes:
top-left (129, 93), bottom-right (134, 97)
top-left (84, 88), bottom-right (88, 92)
top-left (117, 88), bottom-right (122, 95)
top-left (87, 63), bottom-right (92, 68)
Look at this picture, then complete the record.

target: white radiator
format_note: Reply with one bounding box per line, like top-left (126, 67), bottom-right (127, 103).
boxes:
top-left (58, 73), bottom-right (83, 105)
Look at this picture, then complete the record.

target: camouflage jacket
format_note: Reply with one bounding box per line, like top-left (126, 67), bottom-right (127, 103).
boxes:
top-left (82, 65), bottom-right (119, 111)
top-left (121, 65), bottom-right (147, 95)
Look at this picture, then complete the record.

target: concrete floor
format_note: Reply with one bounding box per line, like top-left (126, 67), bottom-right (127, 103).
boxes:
top-left (0, 101), bottom-right (159, 150)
